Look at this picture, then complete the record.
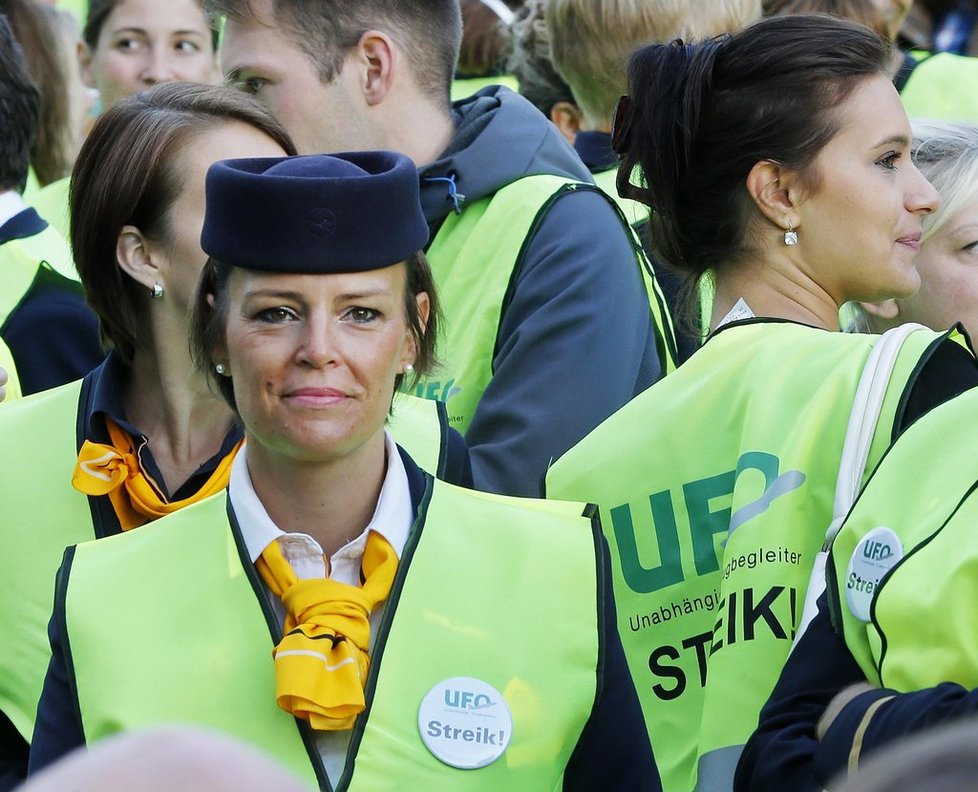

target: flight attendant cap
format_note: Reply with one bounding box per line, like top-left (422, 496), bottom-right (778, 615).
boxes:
top-left (201, 151), bottom-right (429, 273)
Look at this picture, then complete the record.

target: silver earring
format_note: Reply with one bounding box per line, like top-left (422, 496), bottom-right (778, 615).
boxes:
top-left (150, 282), bottom-right (164, 299)
top-left (215, 363), bottom-right (228, 376)
top-left (403, 363), bottom-right (415, 374)
top-left (783, 226), bottom-right (798, 246)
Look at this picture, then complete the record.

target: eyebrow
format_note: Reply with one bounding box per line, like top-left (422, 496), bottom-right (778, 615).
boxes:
top-left (241, 288), bottom-right (393, 301)
top-left (872, 134), bottom-right (910, 149)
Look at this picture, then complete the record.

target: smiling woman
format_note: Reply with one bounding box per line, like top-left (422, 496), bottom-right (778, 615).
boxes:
top-left (27, 151), bottom-right (662, 791)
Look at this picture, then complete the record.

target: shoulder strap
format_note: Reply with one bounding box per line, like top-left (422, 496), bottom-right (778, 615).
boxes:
top-left (792, 322), bottom-right (927, 646)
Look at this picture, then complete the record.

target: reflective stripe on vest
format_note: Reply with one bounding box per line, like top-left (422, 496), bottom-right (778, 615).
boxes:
top-left (901, 51), bottom-right (978, 123)
top-left (63, 481), bottom-right (600, 789)
top-left (409, 174), bottom-right (677, 433)
top-left (828, 383), bottom-right (978, 691)
top-left (546, 321), bottom-right (949, 792)
top-left (0, 379), bottom-right (88, 738)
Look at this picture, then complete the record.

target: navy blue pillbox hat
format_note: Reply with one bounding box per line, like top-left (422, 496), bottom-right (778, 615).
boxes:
top-left (200, 151), bottom-right (428, 273)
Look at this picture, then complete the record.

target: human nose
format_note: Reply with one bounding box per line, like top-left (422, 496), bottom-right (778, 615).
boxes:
top-left (907, 164), bottom-right (940, 216)
top-left (140, 46), bottom-right (176, 85)
top-left (294, 314), bottom-right (337, 368)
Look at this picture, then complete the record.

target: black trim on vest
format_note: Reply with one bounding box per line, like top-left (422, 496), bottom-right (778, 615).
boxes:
top-left (433, 400), bottom-right (450, 480)
top-left (54, 546), bottom-right (85, 742)
top-left (872, 476), bottom-right (978, 679)
top-left (337, 463), bottom-right (435, 790)
top-left (496, 182), bottom-right (680, 371)
top-left (224, 495), bottom-right (332, 792)
top-left (578, 507), bottom-right (608, 747)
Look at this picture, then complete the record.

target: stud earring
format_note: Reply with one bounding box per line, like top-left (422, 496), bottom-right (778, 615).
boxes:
top-left (403, 363), bottom-right (415, 374)
top-left (783, 225), bottom-right (798, 246)
top-left (150, 282), bottom-right (164, 299)
top-left (215, 363), bottom-right (228, 376)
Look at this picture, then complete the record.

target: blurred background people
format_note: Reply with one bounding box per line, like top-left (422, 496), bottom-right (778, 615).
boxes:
top-left (545, 0), bottom-right (762, 362)
top-left (0, 10), bottom-right (101, 398)
top-left (453, 0), bottom-right (521, 99)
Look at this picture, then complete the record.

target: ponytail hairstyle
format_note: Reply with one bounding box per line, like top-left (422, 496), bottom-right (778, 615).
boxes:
top-left (616, 14), bottom-right (888, 298)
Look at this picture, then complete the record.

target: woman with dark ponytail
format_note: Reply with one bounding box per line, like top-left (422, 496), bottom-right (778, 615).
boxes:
top-left (547, 14), bottom-right (978, 792)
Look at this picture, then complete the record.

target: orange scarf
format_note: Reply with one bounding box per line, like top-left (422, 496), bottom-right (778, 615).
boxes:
top-left (71, 418), bottom-right (241, 531)
top-left (255, 531), bottom-right (398, 730)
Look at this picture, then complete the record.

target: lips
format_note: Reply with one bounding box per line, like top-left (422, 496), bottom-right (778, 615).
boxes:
top-left (896, 231), bottom-right (921, 251)
top-left (284, 387), bottom-right (348, 406)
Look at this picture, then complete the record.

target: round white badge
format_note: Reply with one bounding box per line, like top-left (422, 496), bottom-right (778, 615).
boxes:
top-left (845, 526), bottom-right (903, 622)
top-left (418, 677), bottom-right (512, 769)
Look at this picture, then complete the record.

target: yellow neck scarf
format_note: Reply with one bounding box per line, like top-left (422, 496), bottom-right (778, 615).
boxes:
top-left (71, 418), bottom-right (241, 531)
top-left (255, 531), bottom-right (398, 731)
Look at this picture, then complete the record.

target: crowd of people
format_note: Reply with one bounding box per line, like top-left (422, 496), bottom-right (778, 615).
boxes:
top-left (3, 0), bottom-right (978, 790)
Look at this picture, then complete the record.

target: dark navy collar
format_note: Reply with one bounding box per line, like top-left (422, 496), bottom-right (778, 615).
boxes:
top-left (574, 131), bottom-right (617, 172)
top-left (0, 208), bottom-right (47, 245)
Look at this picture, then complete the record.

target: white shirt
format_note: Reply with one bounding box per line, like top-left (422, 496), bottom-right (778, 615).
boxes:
top-left (0, 190), bottom-right (27, 229)
top-left (228, 433), bottom-right (414, 783)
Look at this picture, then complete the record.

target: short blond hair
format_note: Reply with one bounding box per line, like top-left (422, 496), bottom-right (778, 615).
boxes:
top-left (546, 0), bottom-right (761, 126)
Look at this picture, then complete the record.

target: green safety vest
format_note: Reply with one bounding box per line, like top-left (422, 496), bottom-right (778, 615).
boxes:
top-left (28, 176), bottom-right (71, 240)
top-left (0, 379), bottom-right (451, 742)
top-left (591, 167), bottom-right (650, 231)
top-left (5, 220), bottom-right (76, 282)
top-left (0, 338), bottom-right (20, 402)
top-left (901, 51), bottom-right (978, 123)
top-left (451, 75), bottom-right (520, 102)
top-left (61, 481), bottom-right (600, 790)
top-left (408, 174), bottom-right (677, 433)
top-left (546, 320), bottom-right (953, 792)
top-left (828, 385), bottom-right (978, 691)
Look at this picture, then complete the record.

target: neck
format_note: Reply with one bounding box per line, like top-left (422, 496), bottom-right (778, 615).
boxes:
top-left (379, 93), bottom-right (455, 167)
top-left (123, 318), bottom-right (236, 493)
top-left (711, 251), bottom-right (841, 332)
top-left (245, 433), bottom-right (387, 558)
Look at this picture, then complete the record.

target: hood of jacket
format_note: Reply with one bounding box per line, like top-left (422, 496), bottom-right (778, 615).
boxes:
top-left (418, 85), bottom-right (592, 225)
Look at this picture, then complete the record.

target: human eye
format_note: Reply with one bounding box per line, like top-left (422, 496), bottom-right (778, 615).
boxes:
top-left (875, 151), bottom-right (902, 171)
top-left (174, 38), bottom-right (202, 54)
top-left (343, 306), bottom-right (380, 324)
top-left (254, 306), bottom-right (298, 324)
top-left (113, 36), bottom-right (143, 53)
top-left (230, 72), bottom-right (267, 95)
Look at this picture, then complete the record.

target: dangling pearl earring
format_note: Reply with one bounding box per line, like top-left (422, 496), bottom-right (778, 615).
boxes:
top-left (150, 282), bottom-right (165, 298)
top-left (783, 225), bottom-right (798, 246)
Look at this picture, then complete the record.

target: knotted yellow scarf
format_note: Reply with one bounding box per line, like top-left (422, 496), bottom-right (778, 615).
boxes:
top-left (255, 531), bottom-right (398, 730)
top-left (71, 418), bottom-right (241, 531)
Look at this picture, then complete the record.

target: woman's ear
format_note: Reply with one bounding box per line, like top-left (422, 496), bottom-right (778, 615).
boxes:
top-left (78, 40), bottom-right (95, 88)
top-left (745, 160), bottom-right (801, 232)
top-left (403, 291), bottom-right (430, 370)
top-left (115, 225), bottom-right (162, 293)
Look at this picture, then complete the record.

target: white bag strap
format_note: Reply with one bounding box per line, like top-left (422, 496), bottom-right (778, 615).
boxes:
top-left (826, 322), bottom-right (927, 546)
top-left (792, 322), bottom-right (927, 648)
